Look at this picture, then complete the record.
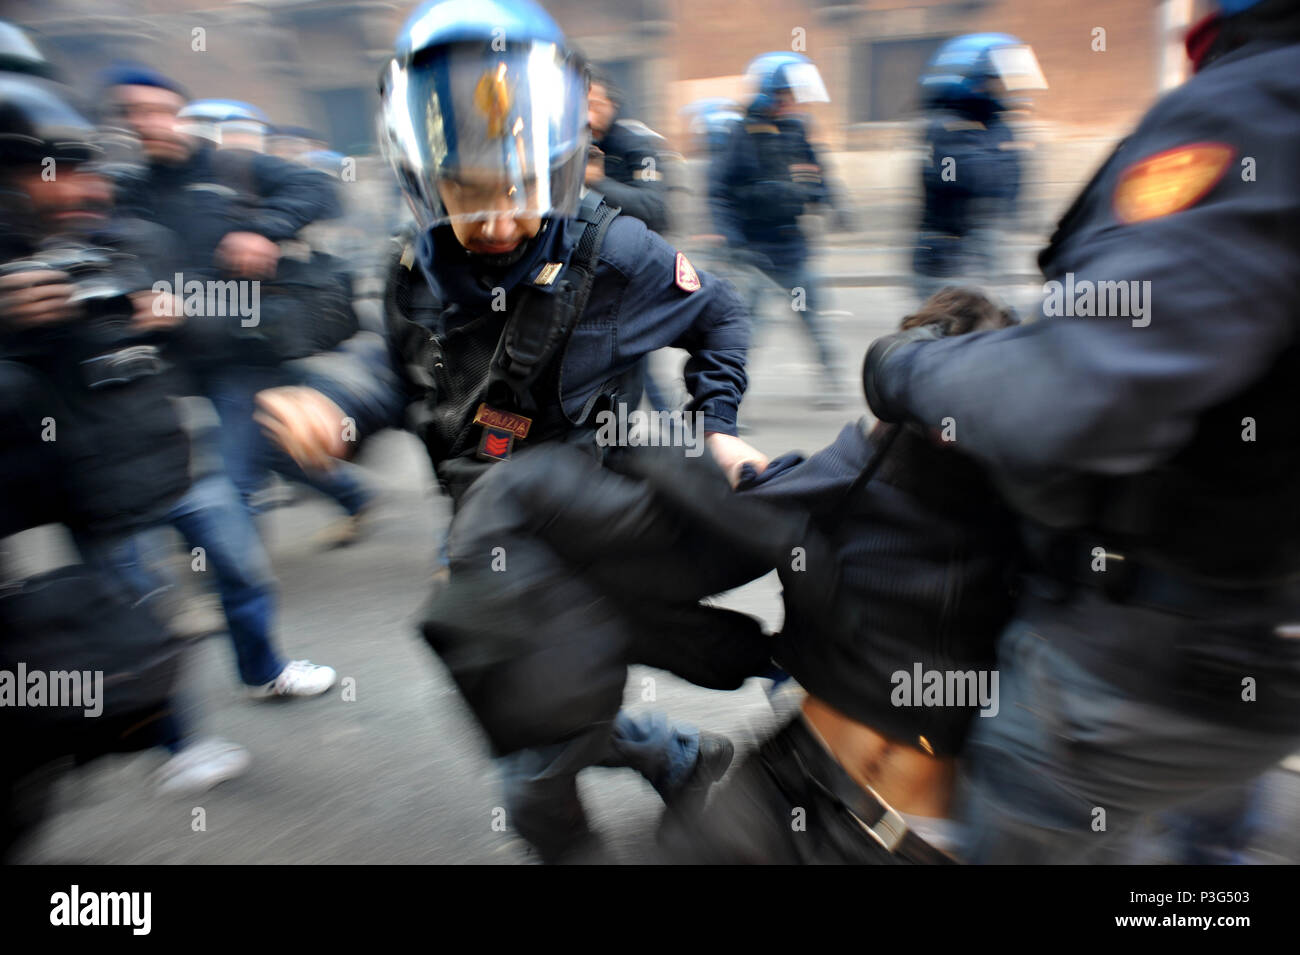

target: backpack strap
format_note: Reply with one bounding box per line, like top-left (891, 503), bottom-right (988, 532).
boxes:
top-left (382, 230), bottom-right (445, 390)
top-left (486, 191), bottom-right (620, 411)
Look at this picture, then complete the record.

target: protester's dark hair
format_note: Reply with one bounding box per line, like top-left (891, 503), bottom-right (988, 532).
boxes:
top-left (900, 286), bottom-right (1018, 336)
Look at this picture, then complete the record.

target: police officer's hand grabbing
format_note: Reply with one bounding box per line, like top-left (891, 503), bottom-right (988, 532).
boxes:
top-left (0, 268), bottom-right (79, 328)
top-left (255, 385), bottom-right (349, 471)
top-left (862, 286), bottom-right (1016, 423)
top-left (861, 324), bottom-right (945, 424)
top-left (706, 431), bottom-right (769, 488)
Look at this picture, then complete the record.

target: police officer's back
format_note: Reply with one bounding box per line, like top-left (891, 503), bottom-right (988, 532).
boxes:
top-left (864, 0), bottom-right (1300, 861)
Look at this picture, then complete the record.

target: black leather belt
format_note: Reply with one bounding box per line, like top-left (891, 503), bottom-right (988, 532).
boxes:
top-left (763, 717), bottom-right (958, 865)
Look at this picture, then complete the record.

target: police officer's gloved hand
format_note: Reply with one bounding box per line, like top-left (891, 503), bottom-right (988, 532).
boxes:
top-left (861, 323), bottom-right (945, 423)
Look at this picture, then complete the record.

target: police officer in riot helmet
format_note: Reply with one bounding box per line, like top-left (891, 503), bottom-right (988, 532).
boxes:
top-left (911, 33), bottom-right (1043, 302)
top-left (709, 51), bottom-right (846, 403)
top-left (256, 0), bottom-right (768, 862)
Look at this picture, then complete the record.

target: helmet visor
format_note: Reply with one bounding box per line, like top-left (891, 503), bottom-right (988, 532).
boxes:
top-left (987, 44), bottom-right (1048, 91)
top-left (381, 40), bottom-right (587, 229)
top-left (780, 62), bottom-right (829, 104)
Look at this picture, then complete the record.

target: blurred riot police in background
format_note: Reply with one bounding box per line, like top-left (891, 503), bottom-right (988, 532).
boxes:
top-left (710, 51), bottom-right (845, 403)
top-left (912, 33), bottom-right (1044, 302)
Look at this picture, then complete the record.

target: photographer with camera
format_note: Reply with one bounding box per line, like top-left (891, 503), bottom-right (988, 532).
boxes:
top-left (0, 70), bottom-right (260, 796)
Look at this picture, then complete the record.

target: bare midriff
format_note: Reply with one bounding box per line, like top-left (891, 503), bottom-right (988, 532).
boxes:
top-left (800, 696), bottom-right (956, 819)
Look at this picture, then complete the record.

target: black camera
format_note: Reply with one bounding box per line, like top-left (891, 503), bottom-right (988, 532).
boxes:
top-left (0, 243), bottom-right (136, 325)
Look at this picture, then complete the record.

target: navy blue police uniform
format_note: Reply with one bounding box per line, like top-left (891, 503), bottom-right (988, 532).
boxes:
top-left (864, 10), bottom-right (1300, 861)
top-left (310, 190), bottom-right (748, 507)
top-left (914, 103), bottom-right (1018, 290)
top-left (708, 97), bottom-right (841, 381)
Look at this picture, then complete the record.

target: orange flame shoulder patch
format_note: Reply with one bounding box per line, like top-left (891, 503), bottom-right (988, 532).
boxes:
top-left (1113, 142), bottom-right (1235, 225)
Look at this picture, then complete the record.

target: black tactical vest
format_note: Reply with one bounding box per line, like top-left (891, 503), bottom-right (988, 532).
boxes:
top-left (384, 194), bottom-right (625, 505)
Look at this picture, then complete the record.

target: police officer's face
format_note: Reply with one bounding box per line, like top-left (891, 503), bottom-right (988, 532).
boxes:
top-left (436, 176), bottom-right (542, 256)
top-left (111, 85), bottom-right (192, 164)
top-left (588, 83), bottom-right (616, 140)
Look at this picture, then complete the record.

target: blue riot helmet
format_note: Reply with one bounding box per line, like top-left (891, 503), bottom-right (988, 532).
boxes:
top-left (300, 149), bottom-right (347, 178)
top-left (920, 34), bottom-right (1046, 110)
top-left (0, 20), bottom-right (58, 79)
top-left (745, 51), bottom-right (829, 115)
top-left (178, 98), bottom-right (270, 145)
top-left (682, 97), bottom-right (741, 155)
top-left (379, 0), bottom-right (589, 231)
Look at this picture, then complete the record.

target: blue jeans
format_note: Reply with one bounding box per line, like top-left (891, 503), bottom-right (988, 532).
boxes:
top-left (954, 593), bottom-right (1300, 864)
top-left (499, 709), bottom-right (699, 862)
top-left (70, 532), bottom-right (192, 753)
top-left (77, 475), bottom-right (286, 688)
top-left (208, 367), bottom-right (371, 517)
top-left (169, 474), bottom-right (285, 686)
top-left (751, 249), bottom-right (839, 374)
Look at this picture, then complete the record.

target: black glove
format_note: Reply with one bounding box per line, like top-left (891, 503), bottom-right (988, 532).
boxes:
top-left (861, 323), bottom-right (944, 423)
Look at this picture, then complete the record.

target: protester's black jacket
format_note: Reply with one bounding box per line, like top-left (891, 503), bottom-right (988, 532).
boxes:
top-left (112, 144), bottom-right (341, 278)
top-left (0, 225), bottom-right (191, 539)
top-left (420, 417), bottom-right (1020, 759)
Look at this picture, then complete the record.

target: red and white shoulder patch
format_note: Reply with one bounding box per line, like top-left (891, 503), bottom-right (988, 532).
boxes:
top-left (674, 252), bottom-right (701, 293)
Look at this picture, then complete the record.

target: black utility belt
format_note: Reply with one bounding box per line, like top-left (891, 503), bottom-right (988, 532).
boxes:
top-left (80, 345), bottom-right (164, 389)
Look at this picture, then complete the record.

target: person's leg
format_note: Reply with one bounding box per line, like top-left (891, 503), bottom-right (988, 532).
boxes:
top-left (499, 723), bottom-right (614, 863)
top-left (599, 710), bottom-right (700, 800)
top-left (168, 473), bottom-right (284, 687)
top-left (269, 449), bottom-right (374, 517)
top-left (955, 601), bottom-right (1300, 864)
top-left (912, 270), bottom-right (947, 309)
top-left (762, 253), bottom-right (842, 380)
top-left (963, 198), bottom-right (1004, 287)
top-left (72, 527), bottom-right (171, 605)
top-left (207, 368), bottom-right (277, 515)
top-left (72, 524), bottom-right (250, 785)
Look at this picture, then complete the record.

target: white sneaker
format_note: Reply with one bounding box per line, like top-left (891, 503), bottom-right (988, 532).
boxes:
top-left (154, 738), bottom-right (251, 796)
top-left (247, 660), bottom-right (337, 699)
